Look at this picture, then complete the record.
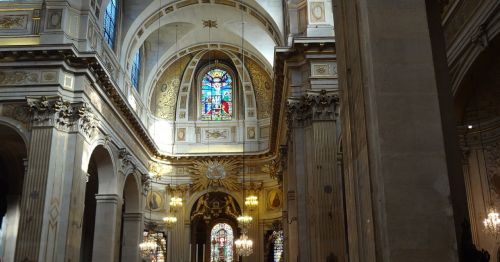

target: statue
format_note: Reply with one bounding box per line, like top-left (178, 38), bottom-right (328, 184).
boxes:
top-left (224, 195), bottom-right (238, 218)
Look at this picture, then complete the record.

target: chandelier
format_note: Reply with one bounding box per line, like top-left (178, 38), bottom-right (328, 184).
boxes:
top-left (237, 214), bottom-right (253, 230)
top-left (163, 215), bottom-right (177, 229)
top-left (170, 196), bottom-right (183, 208)
top-left (139, 231), bottom-right (158, 257)
top-left (245, 195), bottom-right (258, 209)
top-left (235, 232), bottom-right (253, 256)
top-left (483, 208), bottom-right (500, 238)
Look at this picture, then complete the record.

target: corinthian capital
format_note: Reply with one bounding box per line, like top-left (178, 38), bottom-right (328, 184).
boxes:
top-left (286, 90), bottom-right (339, 127)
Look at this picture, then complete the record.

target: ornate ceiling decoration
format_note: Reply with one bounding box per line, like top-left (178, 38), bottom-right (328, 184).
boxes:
top-left (245, 57), bottom-right (273, 119)
top-left (189, 159), bottom-right (241, 192)
top-left (153, 55), bottom-right (191, 120)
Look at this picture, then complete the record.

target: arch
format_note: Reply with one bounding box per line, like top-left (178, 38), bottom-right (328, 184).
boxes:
top-left (0, 123), bottom-right (27, 262)
top-left (80, 144), bottom-right (118, 261)
top-left (209, 222), bottom-right (235, 262)
top-left (198, 66), bottom-right (235, 121)
top-left (119, 1), bottom-right (281, 77)
top-left (122, 172), bottom-right (142, 213)
top-left (90, 145), bottom-right (117, 195)
top-left (119, 171), bottom-right (143, 262)
top-left (184, 189), bottom-right (243, 219)
top-left (0, 117), bottom-right (30, 149)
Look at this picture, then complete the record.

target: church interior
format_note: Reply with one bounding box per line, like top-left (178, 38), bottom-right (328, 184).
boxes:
top-left (0, 0), bottom-right (499, 261)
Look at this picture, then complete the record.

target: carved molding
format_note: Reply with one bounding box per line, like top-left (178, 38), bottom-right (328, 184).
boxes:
top-left (118, 148), bottom-right (136, 175)
top-left (27, 96), bottom-right (99, 138)
top-left (286, 90), bottom-right (339, 128)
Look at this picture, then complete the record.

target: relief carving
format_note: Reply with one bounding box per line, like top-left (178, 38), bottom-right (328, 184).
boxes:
top-left (27, 96), bottom-right (99, 138)
top-left (118, 148), bottom-right (136, 175)
top-left (287, 90), bottom-right (339, 128)
top-left (0, 71), bottom-right (39, 85)
top-left (0, 15), bottom-right (27, 29)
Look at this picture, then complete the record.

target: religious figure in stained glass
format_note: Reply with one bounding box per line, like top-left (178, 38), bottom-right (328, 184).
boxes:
top-left (201, 68), bottom-right (232, 121)
top-left (210, 223), bottom-right (234, 262)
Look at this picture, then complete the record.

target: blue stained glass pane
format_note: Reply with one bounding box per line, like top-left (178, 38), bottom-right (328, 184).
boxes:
top-left (131, 50), bottom-right (141, 90)
top-left (201, 68), bottom-right (232, 121)
top-left (103, 0), bottom-right (117, 48)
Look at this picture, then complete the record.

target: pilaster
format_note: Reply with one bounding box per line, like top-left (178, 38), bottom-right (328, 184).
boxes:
top-left (14, 96), bottom-right (98, 262)
top-left (121, 213), bottom-right (143, 261)
top-left (286, 89), bottom-right (345, 261)
top-left (92, 194), bottom-right (121, 262)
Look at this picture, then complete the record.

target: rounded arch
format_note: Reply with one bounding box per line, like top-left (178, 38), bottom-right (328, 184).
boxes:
top-left (87, 145), bottom-right (117, 195)
top-left (120, 1), bottom-right (281, 78)
top-left (184, 189), bottom-right (243, 219)
top-left (122, 172), bottom-right (142, 213)
top-left (0, 122), bottom-right (28, 262)
top-left (0, 117), bottom-right (30, 149)
top-left (196, 62), bottom-right (238, 121)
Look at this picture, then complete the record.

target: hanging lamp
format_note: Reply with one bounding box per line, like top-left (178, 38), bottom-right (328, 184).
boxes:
top-left (235, 6), bottom-right (253, 256)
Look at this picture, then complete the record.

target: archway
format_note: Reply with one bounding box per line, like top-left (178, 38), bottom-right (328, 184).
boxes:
top-left (0, 123), bottom-right (27, 261)
top-left (80, 145), bottom-right (117, 261)
top-left (120, 173), bottom-right (142, 262)
top-left (190, 192), bottom-right (241, 262)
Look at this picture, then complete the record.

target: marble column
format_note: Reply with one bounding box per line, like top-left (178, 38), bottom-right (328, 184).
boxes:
top-left (92, 194), bottom-right (120, 261)
top-left (121, 212), bottom-right (143, 262)
top-left (333, 0), bottom-right (461, 260)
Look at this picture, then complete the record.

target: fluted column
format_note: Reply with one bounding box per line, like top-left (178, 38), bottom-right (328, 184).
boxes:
top-left (121, 212), bottom-right (143, 262)
top-left (286, 90), bottom-right (346, 262)
top-left (92, 194), bottom-right (120, 261)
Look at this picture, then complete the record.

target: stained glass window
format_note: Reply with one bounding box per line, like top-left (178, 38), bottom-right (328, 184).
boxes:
top-left (103, 0), bottom-right (117, 48)
top-left (201, 68), bottom-right (232, 121)
top-left (210, 223), bottom-right (234, 262)
top-left (131, 49), bottom-right (141, 90)
top-left (273, 231), bottom-right (284, 262)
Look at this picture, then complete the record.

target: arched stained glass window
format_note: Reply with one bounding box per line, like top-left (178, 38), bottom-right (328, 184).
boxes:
top-left (131, 49), bottom-right (141, 90)
top-left (201, 68), bottom-right (232, 121)
top-left (210, 223), bottom-right (234, 262)
top-left (103, 0), bottom-right (117, 48)
top-left (273, 230), bottom-right (284, 262)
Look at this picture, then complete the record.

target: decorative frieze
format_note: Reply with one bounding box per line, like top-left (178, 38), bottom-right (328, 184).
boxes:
top-left (286, 89), bottom-right (339, 128)
top-left (27, 96), bottom-right (99, 138)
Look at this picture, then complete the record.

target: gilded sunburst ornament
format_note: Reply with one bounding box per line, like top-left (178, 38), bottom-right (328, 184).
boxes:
top-left (189, 159), bottom-right (241, 192)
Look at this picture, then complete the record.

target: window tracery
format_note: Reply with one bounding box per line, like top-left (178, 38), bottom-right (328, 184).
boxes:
top-left (210, 223), bottom-right (234, 262)
top-left (103, 0), bottom-right (117, 48)
top-left (201, 68), bottom-right (232, 121)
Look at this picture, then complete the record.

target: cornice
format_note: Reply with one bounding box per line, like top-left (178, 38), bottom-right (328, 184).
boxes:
top-left (0, 44), bottom-right (293, 164)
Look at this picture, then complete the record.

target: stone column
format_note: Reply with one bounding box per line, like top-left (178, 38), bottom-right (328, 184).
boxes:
top-left (15, 97), bottom-right (97, 262)
top-left (92, 194), bottom-right (120, 261)
top-left (287, 90), bottom-right (346, 262)
top-left (121, 212), bottom-right (143, 262)
top-left (333, 0), bottom-right (462, 260)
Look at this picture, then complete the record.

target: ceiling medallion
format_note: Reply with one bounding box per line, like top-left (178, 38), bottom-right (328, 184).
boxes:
top-left (202, 19), bottom-right (218, 28)
top-left (189, 159), bottom-right (241, 192)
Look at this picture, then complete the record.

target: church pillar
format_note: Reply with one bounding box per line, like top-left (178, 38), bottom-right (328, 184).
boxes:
top-left (14, 96), bottom-right (97, 262)
top-left (333, 0), bottom-right (462, 260)
top-left (92, 194), bottom-right (120, 262)
top-left (287, 88), bottom-right (346, 262)
top-left (121, 212), bottom-right (143, 262)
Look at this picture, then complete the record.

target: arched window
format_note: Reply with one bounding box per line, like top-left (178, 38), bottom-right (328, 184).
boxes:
top-left (210, 223), bottom-right (234, 262)
top-left (201, 68), bottom-right (233, 121)
top-left (131, 49), bottom-right (141, 91)
top-left (103, 0), bottom-right (117, 48)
